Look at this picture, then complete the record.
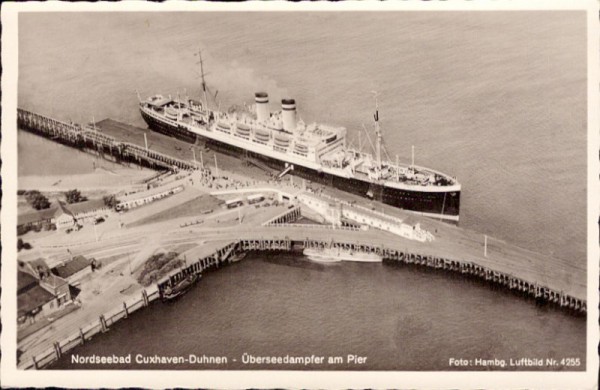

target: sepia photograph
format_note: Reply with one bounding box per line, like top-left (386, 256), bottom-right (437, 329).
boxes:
top-left (2, 1), bottom-right (598, 389)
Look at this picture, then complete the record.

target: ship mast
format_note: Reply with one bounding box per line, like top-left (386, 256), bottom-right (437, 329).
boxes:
top-left (195, 49), bottom-right (209, 110)
top-left (372, 91), bottom-right (382, 170)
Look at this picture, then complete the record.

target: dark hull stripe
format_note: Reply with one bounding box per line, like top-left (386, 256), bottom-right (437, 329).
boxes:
top-left (141, 110), bottom-right (460, 218)
top-left (141, 111), bottom-right (197, 143)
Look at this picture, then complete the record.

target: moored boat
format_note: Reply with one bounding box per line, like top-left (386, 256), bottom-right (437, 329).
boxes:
top-left (303, 248), bottom-right (382, 263)
top-left (161, 273), bottom-right (200, 301)
top-left (229, 251), bottom-right (247, 263)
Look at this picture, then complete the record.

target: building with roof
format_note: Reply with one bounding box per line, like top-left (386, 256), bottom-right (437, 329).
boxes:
top-left (54, 202), bottom-right (76, 230)
top-left (39, 274), bottom-right (71, 301)
top-left (65, 198), bottom-right (110, 224)
top-left (18, 258), bottom-right (52, 280)
top-left (116, 185), bottom-right (183, 211)
top-left (51, 255), bottom-right (94, 283)
top-left (17, 198), bottom-right (113, 232)
top-left (17, 207), bottom-right (57, 230)
top-left (18, 270), bottom-right (39, 295)
top-left (18, 285), bottom-right (57, 324)
top-left (17, 270), bottom-right (66, 324)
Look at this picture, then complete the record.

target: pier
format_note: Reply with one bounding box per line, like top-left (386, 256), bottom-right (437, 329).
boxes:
top-left (16, 108), bottom-right (587, 371)
top-left (17, 109), bottom-right (197, 171)
top-left (158, 228), bottom-right (587, 314)
top-left (21, 223), bottom-right (586, 370)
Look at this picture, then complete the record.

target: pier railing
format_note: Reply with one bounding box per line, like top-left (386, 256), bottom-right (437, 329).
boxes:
top-left (262, 206), bottom-right (302, 226)
top-left (266, 223), bottom-right (360, 231)
top-left (20, 286), bottom-right (160, 370)
top-left (17, 108), bottom-right (200, 172)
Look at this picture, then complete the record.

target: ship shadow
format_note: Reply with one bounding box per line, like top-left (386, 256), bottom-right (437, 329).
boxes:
top-left (253, 250), bottom-right (332, 271)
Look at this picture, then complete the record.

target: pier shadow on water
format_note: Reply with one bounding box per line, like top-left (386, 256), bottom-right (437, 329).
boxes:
top-left (255, 250), bottom-right (332, 271)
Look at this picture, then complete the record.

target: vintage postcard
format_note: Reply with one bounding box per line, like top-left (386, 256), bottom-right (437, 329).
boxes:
top-left (1, 1), bottom-right (598, 388)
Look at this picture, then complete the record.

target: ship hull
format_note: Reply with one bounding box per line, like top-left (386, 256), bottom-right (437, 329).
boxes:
top-left (303, 248), bottom-right (382, 263)
top-left (141, 110), bottom-right (197, 143)
top-left (141, 110), bottom-right (460, 221)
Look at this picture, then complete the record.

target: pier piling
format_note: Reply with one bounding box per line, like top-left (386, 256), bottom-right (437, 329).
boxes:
top-left (17, 108), bottom-right (198, 172)
top-left (99, 315), bottom-right (108, 333)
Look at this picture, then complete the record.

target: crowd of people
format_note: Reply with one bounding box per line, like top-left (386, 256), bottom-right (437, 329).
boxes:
top-left (185, 165), bottom-right (309, 194)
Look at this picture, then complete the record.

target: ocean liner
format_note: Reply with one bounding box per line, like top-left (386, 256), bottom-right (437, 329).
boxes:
top-left (139, 55), bottom-right (461, 222)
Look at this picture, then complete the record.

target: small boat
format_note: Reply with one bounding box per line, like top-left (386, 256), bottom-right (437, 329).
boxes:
top-left (161, 273), bottom-right (200, 301)
top-left (303, 248), bottom-right (382, 263)
top-left (229, 251), bottom-right (247, 263)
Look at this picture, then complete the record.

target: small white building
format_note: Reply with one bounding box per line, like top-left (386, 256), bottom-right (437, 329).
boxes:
top-left (54, 202), bottom-right (76, 230)
top-left (298, 193), bottom-right (434, 242)
top-left (116, 185), bottom-right (184, 211)
top-left (65, 199), bottom-right (111, 224)
top-left (297, 194), bottom-right (341, 225)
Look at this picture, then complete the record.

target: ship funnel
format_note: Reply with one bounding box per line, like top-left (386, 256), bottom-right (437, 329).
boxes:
top-left (255, 92), bottom-right (269, 122)
top-left (281, 98), bottom-right (296, 132)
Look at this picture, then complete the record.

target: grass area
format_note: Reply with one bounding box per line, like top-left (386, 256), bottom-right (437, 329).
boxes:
top-left (169, 243), bottom-right (199, 254)
top-left (128, 194), bottom-right (224, 227)
top-left (137, 251), bottom-right (183, 287)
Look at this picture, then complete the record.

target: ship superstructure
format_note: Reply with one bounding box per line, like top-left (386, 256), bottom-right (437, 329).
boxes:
top-left (139, 55), bottom-right (461, 222)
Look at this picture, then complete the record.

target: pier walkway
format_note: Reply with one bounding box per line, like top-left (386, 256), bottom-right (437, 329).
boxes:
top-left (17, 108), bottom-right (198, 171)
top-left (171, 223), bottom-right (586, 304)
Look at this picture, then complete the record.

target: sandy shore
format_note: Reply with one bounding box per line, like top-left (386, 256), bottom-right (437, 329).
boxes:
top-left (18, 167), bottom-right (156, 192)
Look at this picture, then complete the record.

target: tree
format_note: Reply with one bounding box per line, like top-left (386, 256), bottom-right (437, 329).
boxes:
top-left (42, 222), bottom-right (56, 231)
top-left (17, 238), bottom-right (32, 251)
top-left (17, 225), bottom-right (31, 236)
top-left (102, 194), bottom-right (119, 209)
top-left (65, 189), bottom-right (86, 204)
top-left (25, 190), bottom-right (50, 210)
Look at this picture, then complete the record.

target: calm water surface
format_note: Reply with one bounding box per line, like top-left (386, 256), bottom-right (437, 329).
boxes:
top-left (51, 254), bottom-right (586, 370)
top-left (18, 130), bottom-right (125, 176)
top-left (17, 12), bottom-right (587, 370)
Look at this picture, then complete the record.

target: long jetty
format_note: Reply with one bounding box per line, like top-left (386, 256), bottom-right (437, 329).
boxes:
top-left (16, 109), bottom-right (587, 370)
top-left (17, 108), bottom-right (197, 171)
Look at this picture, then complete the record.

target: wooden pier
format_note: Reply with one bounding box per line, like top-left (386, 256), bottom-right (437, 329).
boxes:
top-left (160, 236), bottom-right (586, 315)
top-left (159, 207), bottom-right (587, 315)
top-left (20, 287), bottom-right (161, 370)
top-left (17, 108), bottom-right (198, 171)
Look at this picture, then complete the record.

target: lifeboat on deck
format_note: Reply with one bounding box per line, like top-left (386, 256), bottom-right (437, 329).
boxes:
top-left (294, 142), bottom-right (308, 153)
top-left (235, 123), bottom-right (251, 137)
top-left (165, 107), bottom-right (179, 120)
top-left (253, 128), bottom-right (271, 143)
top-left (216, 122), bottom-right (231, 133)
top-left (273, 133), bottom-right (291, 149)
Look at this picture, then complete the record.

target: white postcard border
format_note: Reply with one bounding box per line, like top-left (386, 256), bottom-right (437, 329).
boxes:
top-left (1, 1), bottom-right (598, 389)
